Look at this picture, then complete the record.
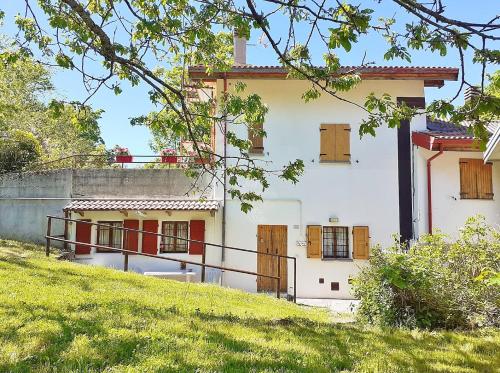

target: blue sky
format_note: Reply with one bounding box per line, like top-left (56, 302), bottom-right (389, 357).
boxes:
top-left (1, 1), bottom-right (498, 154)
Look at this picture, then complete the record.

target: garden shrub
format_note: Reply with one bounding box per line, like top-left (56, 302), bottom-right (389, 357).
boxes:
top-left (353, 216), bottom-right (499, 329)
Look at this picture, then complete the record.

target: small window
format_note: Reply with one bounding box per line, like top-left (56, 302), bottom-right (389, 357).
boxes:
top-left (96, 221), bottom-right (123, 253)
top-left (323, 226), bottom-right (349, 259)
top-left (161, 221), bottom-right (188, 253)
top-left (459, 159), bottom-right (493, 200)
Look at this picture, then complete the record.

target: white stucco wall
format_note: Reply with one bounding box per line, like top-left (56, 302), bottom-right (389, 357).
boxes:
top-left (214, 78), bottom-right (426, 299)
top-left (415, 148), bottom-right (500, 239)
top-left (69, 210), bottom-right (223, 283)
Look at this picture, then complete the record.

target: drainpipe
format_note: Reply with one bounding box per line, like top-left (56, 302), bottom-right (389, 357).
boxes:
top-left (427, 143), bottom-right (444, 234)
top-left (221, 73), bottom-right (228, 264)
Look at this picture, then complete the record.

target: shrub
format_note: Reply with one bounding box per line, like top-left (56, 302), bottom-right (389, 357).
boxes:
top-left (352, 216), bottom-right (499, 329)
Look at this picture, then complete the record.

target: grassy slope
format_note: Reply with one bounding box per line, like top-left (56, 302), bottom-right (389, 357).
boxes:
top-left (0, 240), bottom-right (498, 373)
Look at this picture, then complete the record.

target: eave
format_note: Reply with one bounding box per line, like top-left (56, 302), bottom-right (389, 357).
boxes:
top-left (188, 65), bottom-right (459, 87)
top-left (412, 131), bottom-right (480, 152)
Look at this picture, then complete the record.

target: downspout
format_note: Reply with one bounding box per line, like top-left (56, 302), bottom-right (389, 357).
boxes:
top-left (427, 143), bottom-right (444, 234)
top-left (221, 73), bottom-right (228, 264)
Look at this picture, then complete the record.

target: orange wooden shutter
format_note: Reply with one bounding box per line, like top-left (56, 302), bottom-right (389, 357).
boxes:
top-left (320, 124), bottom-right (335, 161)
top-left (479, 162), bottom-right (494, 199)
top-left (459, 159), bottom-right (476, 199)
top-left (335, 124), bottom-right (351, 162)
top-left (320, 124), bottom-right (350, 162)
top-left (141, 220), bottom-right (158, 255)
top-left (75, 219), bottom-right (91, 255)
top-left (189, 220), bottom-right (205, 255)
top-left (249, 122), bottom-right (264, 154)
top-left (123, 220), bottom-right (139, 253)
top-left (307, 225), bottom-right (322, 258)
top-left (353, 226), bottom-right (369, 259)
top-left (460, 159), bottom-right (494, 200)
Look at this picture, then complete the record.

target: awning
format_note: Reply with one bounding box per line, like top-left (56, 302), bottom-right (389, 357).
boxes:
top-left (64, 199), bottom-right (220, 212)
top-left (412, 118), bottom-right (480, 151)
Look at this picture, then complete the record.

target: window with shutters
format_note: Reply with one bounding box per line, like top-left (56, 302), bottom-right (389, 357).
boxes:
top-left (459, 159), bottom-right (494, 200)
top-left (161, 221), bottom-right (188, 253)
top-left (322, 226), bottom-right (349, 258)
top-left (248, 122), bottom-right (264, 154)
top-left (96, 221), bottom-right (123, 253)
top-left (320, 124), bottom-right (351, 162)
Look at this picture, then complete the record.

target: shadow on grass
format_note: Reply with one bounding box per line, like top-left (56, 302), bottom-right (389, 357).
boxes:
top-left (0, 247), bottom-right (498, 372)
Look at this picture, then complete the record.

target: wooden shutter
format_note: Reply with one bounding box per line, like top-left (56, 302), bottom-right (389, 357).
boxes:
top-left (320, 124), bottom-right (335, 161)
top-left (479, 162), bottom-right (494, 199)
top-left (320, 124), bottom-right (350, 162)
top-left (460, 159), bottom-right (494, 200)
top-left (249, 122), bottom-right (264, 154)
top-left (75, 219), bottom-right (91, 255)
top-left (189, 220), bottom-right (205, 255)
top-left (141, 220), bottom-right (158, 255)
top-left (353, 226), bottom-right (369, 259)
top-left (335, 124), bottom-right (351, 162)
top-left (307, 225), bottom-right (322, 258)
top-left (123, 220), bottom-right (139, 253)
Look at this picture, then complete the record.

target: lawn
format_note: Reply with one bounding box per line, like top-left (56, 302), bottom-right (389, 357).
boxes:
top-left (0, 239), bottom-right (498, 372)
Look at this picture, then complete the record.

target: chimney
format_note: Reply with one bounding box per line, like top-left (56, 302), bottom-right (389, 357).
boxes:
top-left (464, 86), bottom-right (480, 104)
top-left (233, 30), bottom-right (247, 65)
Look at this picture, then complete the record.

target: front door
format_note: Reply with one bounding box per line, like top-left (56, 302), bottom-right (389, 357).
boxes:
top-left (257, 225), bottom-right (288, 292)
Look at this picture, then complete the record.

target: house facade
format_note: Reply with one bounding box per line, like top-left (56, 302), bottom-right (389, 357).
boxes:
top-left (63, 46), bottom-right (499, 299)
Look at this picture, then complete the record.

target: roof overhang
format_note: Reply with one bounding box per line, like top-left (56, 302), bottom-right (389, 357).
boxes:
top-left (188, 66), bottom-right (459, 87)
top-left (412, 131), bottom-right (480, 152)
top-left (63, 199), bottom-right (220, 212)
top-left (484, 126), bottom-right (500, 161)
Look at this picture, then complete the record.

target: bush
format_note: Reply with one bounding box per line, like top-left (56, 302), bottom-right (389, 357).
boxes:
top-left (0, 130), bottom-right (42, 173)
top-left (353, 216), bottom-right (499, 329)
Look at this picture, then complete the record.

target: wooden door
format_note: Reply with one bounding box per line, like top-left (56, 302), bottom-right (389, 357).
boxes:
top-left (257, 225), bottom-right (288, 292)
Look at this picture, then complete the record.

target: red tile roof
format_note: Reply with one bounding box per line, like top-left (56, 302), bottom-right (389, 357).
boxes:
top-left (64, 199), bottom-right (220, 211)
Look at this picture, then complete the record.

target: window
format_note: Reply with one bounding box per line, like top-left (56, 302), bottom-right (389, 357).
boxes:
top-left (96, 221), bottom-right (123, 253)
top-left (161, 221), bottom-right (188, 253)
top-left (323, 226), bottom-right (349, 258)
top-left (320, 124), bottom-right (350, 162)
top-left (459, 159), bottom-right (494, 200)
top-left (248, 122), bottom-right (264, 154)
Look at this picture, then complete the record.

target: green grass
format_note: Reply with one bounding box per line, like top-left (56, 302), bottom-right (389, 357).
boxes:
top-left (0, 239), bottom-right (498, 372)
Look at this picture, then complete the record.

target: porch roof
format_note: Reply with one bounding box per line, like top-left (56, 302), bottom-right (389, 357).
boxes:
top-left (63, 199), bottom-right (220, 212)
top-left (412, 118), bottom-right (479, 151)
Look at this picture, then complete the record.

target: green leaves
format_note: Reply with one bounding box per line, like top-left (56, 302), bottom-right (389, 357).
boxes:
top-left (55, 53), bottom-right (73, 69)
top-left (353, 215), bottom-right (500, 329)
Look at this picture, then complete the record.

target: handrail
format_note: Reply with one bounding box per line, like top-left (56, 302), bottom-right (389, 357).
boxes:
top-left (45, 236), bottom-right (279, 281)
top-left (45, 215), bottom-right (297, 302)
top-left (47, 215), bottom-right (295, 260)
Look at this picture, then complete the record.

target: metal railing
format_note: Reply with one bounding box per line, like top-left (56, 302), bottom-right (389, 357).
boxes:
top-left (45, 215), bottom-right (297, 302)
top-left (0, 153), bottom-right (214, 177)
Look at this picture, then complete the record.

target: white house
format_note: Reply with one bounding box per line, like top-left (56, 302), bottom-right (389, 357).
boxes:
top-left (63, 40), bottom-right (499, 300)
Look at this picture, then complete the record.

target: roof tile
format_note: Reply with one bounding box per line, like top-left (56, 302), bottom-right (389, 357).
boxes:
top-left (64, 199), bottom-right (220, 211)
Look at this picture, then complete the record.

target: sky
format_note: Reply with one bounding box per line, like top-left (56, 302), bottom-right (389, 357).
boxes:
top-left (1, 1), bottom-right (498, 154)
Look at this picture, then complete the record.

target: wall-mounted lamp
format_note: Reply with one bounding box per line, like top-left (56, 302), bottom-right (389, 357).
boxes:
top-left (329, 216), bottom-right (339, 223)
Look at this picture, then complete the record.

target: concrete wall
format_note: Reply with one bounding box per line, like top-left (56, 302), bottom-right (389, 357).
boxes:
top-left (0, 169), bottom-right (211, 244)
top-left (213, 78), bottom-right (425, 298)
